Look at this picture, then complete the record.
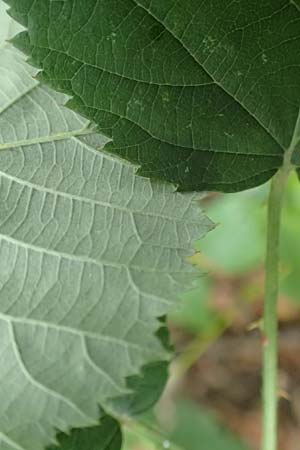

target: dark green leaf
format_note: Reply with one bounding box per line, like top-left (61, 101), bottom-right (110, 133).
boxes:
top-left (109, 361), bottom-right (168, 417)
top-left (6, 0), bottom-right (300, 191)
top-left (48, 415), bottom-right (122, 450)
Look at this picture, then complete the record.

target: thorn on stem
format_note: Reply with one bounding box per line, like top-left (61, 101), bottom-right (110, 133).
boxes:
top-left (247, 319), bottom-right (262, 331)
top-left (278, 389), bottom-right (291, 401)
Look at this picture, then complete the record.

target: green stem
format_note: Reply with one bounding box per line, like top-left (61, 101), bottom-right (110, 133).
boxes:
top-left (262, 163), bottom-right (290, 450)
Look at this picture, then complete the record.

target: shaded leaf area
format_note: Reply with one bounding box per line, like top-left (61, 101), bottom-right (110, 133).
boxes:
top-left (48, 415), bottom-right (122, 450)
top-left (6, 0), bottom-right (300, 191)
top-left (109, 322), bottom-right (169, 417)
top-left (48, 362), bottom-right (167, 450)
top-left (110, 361), bottom-right (168, 418)
top-left (0, 42), bottom-right (212, 450)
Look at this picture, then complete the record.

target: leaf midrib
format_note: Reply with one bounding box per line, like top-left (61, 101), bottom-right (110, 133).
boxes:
top-left (0, 127), bottom-right (93, 150)
top-left (0, 77), bottom-right (205, 224)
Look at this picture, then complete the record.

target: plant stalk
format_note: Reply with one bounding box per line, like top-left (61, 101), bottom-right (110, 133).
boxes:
top-left (262, 162), bottom-right (291, 450)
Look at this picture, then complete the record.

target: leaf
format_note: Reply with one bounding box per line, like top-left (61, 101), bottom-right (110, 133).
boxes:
top-left (5, 0), bottom-right (300, 192)
top-left (107, 318), bottom-right (170, 417)
top-left (0, 39), bottom-right (213, 450)
top-left (109, 361), bottom-right (169, 418)
top-left (48, 415), bottom-right (122, 450)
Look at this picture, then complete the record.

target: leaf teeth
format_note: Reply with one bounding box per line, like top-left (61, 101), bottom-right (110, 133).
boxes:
top-left (9, 31), bottom-right (29, 50)
top-left (5, 6), bottom-right (28, 27)
top-left (0, 37), bottom-right (212, 450)
top-left (65, 97), bottom-right (79, 111)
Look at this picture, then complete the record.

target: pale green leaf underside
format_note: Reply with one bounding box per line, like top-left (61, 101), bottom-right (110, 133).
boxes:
top-left (0, 0), bottom-right (20, 43)
top-left (0, 42), bottom-right (212, 450)
top-left (5, 0), bottom-right (300, 191)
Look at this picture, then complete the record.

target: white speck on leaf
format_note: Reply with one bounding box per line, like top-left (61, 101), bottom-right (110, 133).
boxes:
top-left (202, 35), bottom-right (217, 52)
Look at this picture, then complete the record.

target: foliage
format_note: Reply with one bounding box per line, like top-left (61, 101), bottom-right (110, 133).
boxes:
top-left (0, 7), bottom-right (213, 450)
top-left (6, 0), bottom-right (300, 191)
top-left (48, 416), bottom-right (122, 450)
top-left (1, 1), bottom-right (300, 449)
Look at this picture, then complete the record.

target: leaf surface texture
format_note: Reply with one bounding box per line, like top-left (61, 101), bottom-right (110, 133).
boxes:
top-left (6, 0), bottom-right (300, 190)
top-left (0, 37), bottom-right (212, 450)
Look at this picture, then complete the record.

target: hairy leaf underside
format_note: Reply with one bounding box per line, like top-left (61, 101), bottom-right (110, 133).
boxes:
top-left (6, 0), bottom-right (300, 191)
top-left (0, 38), bottom-right (212, 450)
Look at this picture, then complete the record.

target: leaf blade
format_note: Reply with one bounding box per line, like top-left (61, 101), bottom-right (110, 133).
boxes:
top-left (8, 0), bottom-right (300, 190)
top-left (47, 415), bottom-right (122, 450)
top-left (0, 41), bottom-right (212, 450)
